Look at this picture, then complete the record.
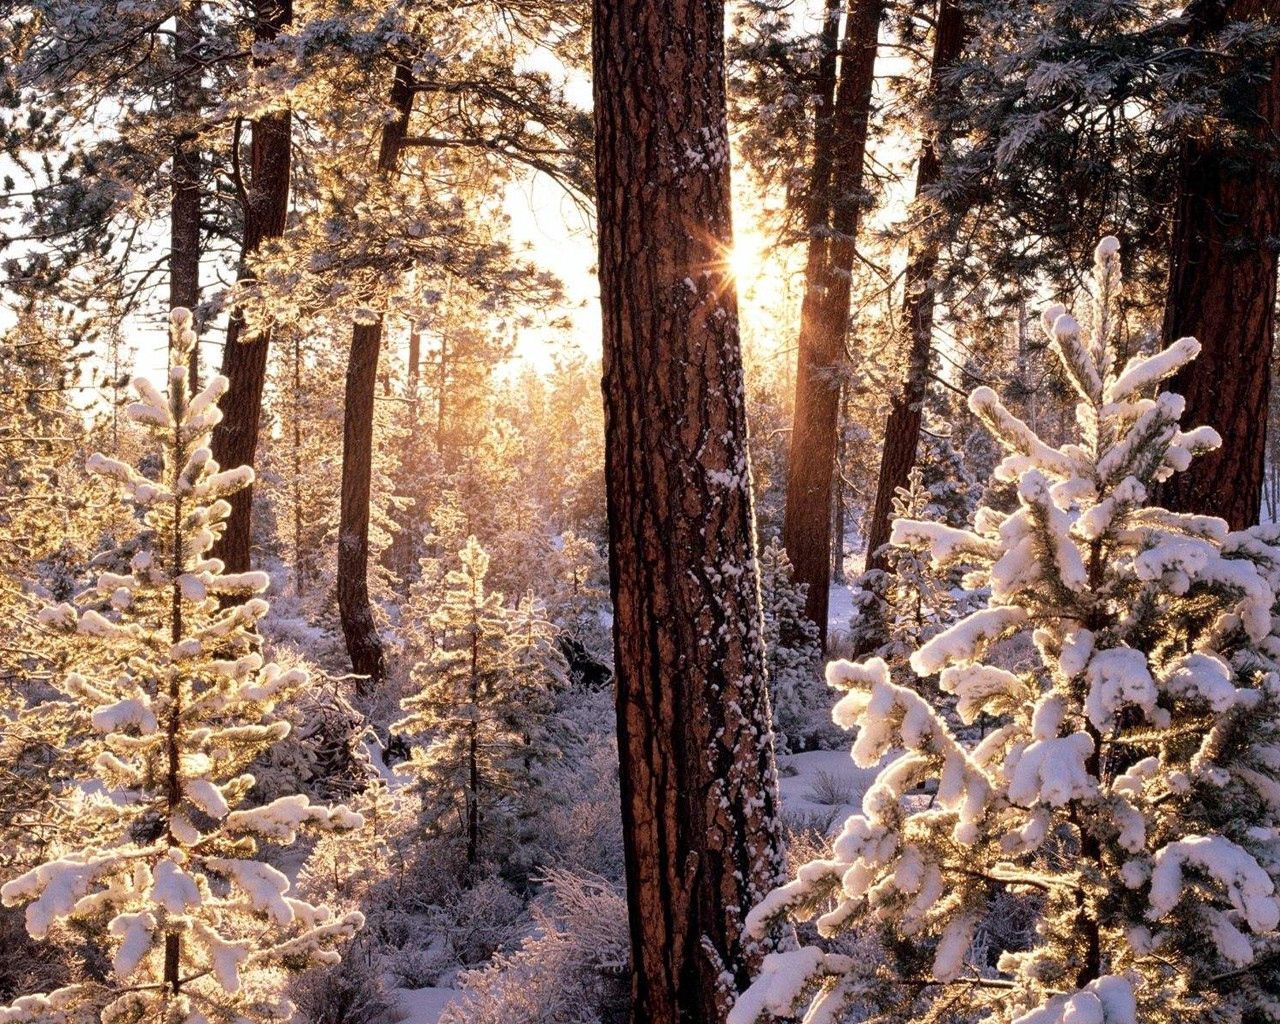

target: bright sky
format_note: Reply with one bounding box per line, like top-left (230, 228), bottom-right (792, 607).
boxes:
top-left (502, 174), bottom-right (600, 371)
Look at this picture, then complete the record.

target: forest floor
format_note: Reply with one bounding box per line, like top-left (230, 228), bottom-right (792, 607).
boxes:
top-left (391, 746), bottom-right (877, 1023)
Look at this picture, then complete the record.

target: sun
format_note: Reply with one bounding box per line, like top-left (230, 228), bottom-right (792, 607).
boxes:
top-left (727, 237), bottom-right (761, 288)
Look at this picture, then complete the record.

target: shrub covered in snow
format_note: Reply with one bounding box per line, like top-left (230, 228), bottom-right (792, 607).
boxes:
top-left (439, 869), bottom-right (629, 1024)
top-left (733, 241), bottom-right (1280, 1022)
top-left (0, 311), bottom-right (364, 1024)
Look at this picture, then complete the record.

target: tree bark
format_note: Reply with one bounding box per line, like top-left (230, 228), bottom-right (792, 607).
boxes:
top-left (337, 63), bottom-right (414, 692)
top-left (170, 0), bottom-right (202, 391)
top-left (862, 0), bottom-right (966, 572)
top-left (209, 0), bottom-right (293, 574)
top-left (781, 0), bottom-right (882, 648)
top-left (1157, 0), bottom-right (1280, 529)
top-left (593, 2), bottom-right (785, 1021)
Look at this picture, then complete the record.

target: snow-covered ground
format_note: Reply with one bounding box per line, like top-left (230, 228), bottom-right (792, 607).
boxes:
top-left (827, 581), bottom-right (856, 647)
top-left (392, 986), bottom-right (462, 1024)
top-left (777, 748), bottom-right (874, 828)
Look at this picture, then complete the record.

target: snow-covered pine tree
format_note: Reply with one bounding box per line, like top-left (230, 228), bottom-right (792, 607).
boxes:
top-left (849, 467), bottom-right (956, 674)
top-left (732, 239), bottom-right (1280, 1022)
top-left (0, 309), bottom-right (364, 1024)
top-left (394, 536), bottom-right (568, 874)
top-left (759, 536), bottom-right (830, 753)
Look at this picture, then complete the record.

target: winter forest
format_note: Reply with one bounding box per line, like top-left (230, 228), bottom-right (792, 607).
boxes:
top-left (4, 0), bottom-right (1280, 1022)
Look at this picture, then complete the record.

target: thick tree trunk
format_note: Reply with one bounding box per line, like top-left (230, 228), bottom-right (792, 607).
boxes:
top-left (862, 0), bottom-right (966, 572)
top-left (210, 0), bottom-right (293, 574)
top-left (781, 0), bottom-right (882, 647)
top-left (337, 63), bottom-right (414, 692)
top-left (1157, 0), bottom-right (1280, 529)
top-left (170, 0), bottom-right (202, 391)
top-left (593, 2), bottom-right (784, 1021)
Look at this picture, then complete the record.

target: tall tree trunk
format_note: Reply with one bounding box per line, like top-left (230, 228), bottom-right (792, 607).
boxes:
top-left (1157, 0), bottom-right (1280, 529)
top-left (337, 63), bottom-right (414, 692)
top-left (170, 0), bottom-right (201, 391)
top-left (593, 2), bottom-right (784, 1021)
top-left (407, 324), bottom-right (421, 401)
top-left (209, 0), bottom-right (293, 574)
top-left (862, 0), bottom-right (966, 573)
top-left (781, 0), bottom-right (882, 648)
top-left (389, 321), bottom-right (422, 581)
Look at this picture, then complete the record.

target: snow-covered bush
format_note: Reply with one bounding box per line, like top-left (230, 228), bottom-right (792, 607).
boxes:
top-left (249, 662), bottom-right (378, 804)
top-left (439, 869), bottom-right (629, 1024)
top-left (0, 310), bottom-right (364, 1024)
top-left (733, 240), bottom-right (1280, 1022)
top-left (536, 732), bottom-right (625, 881)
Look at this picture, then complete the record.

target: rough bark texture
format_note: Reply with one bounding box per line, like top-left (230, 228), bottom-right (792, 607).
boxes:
top-left (170, 0), bottom-right (202, 391)
top-left (209, 0), bottom-right (293, 574)
top-left (781, 0), bottom-right (882, 647)
top-left (593, 2), bottom-right (785, 1021)
top-left (1158, 0), bottom-right (1280, 529)
top-left (337, 63), bottom-right (414, 692)
top-left (863, 0), bottom-right (966, 573)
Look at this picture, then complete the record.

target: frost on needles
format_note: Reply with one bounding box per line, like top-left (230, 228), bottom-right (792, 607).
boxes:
top-left (732, 240), bottom-right (1280, 1023)
top-left (0, 310), bottom-right (364, 1024)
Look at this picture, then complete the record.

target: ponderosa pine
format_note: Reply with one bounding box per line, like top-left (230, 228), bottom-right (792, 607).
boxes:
top-left (593, 0), bottom-right (785, 1016)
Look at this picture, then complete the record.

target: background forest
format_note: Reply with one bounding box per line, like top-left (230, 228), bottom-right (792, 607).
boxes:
top-left (3, 0), bottom-right (1280, 1022)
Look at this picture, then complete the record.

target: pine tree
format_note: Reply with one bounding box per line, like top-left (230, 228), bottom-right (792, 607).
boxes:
top-left (850, 466), bottom-right (957, 673)
top-left (394, 536), bottom-right (569, 874)
top-left (0, 309), bottom-right (364, 1024)
top-left (733, 239), bottom-right (1280, 1022)
top-left (759, 536), bottom-right (829, 753)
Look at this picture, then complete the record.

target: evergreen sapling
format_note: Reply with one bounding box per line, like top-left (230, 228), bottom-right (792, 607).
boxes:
top-left (733, 240), bottom-right (1280, 1023)
top-left (0, 310), bottom-right (364, 1024)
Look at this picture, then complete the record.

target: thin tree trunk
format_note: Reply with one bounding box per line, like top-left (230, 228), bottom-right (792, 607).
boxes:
top-left (862, 0), bottom-right (966, 573)
top-left (467, 620), bottom-right (480, 870)
top-left (437, 331), bottom-right (449, 461)
top-left (781, 0), bottom-right (882, 648)
top-left (338, 63), bottom-right (414, 692)
top-left (1157, 0), bottom-right (1280, 529)
top-left (170, 0), bottom-right (201, 392)
top-left (389, 322), bottom-right (422, 581)
top-left (832, 386), bottom-right (847, 584)
top-left (164, 378), bottom-right (189, 994)
top-left (407, 325), bottom-right (421, 401)
top-left (593, 1), bottom-right (784, 1021)
top-left (210, 0), bottom-right (293, 574)
top-left (291, 331), bottom-right (305, 597)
